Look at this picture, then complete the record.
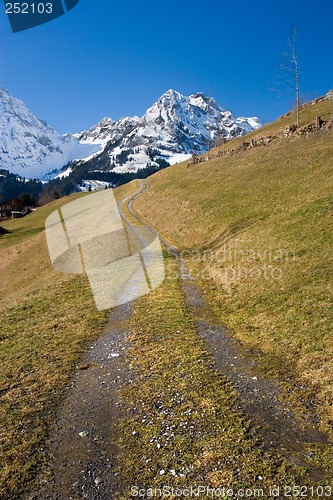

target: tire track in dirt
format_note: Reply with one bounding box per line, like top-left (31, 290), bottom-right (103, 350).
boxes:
top-left (26, 180), bottom-right (331, 498)
top-left (25, 182), bottom-right (153, 500)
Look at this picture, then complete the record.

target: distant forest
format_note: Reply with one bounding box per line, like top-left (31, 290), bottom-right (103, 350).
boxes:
top-left (0, 169), bottom-right (43, 205)
top-left (45, 158), bottom-right (169, 199)
top-left (0, 159), bottom-right (169, 205)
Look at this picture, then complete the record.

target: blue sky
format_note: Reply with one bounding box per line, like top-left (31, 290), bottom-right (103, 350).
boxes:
top-left (1, 0), bottom-right (332, 133)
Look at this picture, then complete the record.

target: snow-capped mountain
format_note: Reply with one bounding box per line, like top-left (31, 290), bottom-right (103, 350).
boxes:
top-left (0, 87), bottom-right (261, 181)
top-left (73, 89), bottom-right (261, 175)
top-left (0, 87), bottom-right (100, 179)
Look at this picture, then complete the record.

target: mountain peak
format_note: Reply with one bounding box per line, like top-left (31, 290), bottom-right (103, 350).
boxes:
top-left (99, 116), bottom-right (114, 125)
top-left (161, 88), bottom-right (182, 98)
top-left (75, 89), bottom-right (261, 176)
top-left (0, 88), bottom-right (261, 181)
top-left (154, 89), bottom-right (185, 109)
top-left (0, 88), bottom-right (101, 179)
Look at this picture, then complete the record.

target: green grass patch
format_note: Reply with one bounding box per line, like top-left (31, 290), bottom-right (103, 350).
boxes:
top-left (0, 192), bottom-right (88, 249)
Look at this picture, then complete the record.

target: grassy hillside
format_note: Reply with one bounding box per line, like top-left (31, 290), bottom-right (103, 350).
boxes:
top-left (0, 194), bottom-right (111, 498)
top-left (134, 98), bottom-right (333, 435)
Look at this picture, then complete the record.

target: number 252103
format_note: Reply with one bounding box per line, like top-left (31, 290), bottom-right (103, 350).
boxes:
top-left (5, 3), bottom-right (53, 14)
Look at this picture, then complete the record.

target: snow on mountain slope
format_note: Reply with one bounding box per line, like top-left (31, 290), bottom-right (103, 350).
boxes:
top-left (0, 87), bottom-right (261, 181)
top-left (74, 89), bottom-right (261, 175)
top-left (236, 116), bottom-right (262, 134)
top-left (0, 88), bottom-right (101, 179)
top-left (75, 117), bottom-right (116, 145)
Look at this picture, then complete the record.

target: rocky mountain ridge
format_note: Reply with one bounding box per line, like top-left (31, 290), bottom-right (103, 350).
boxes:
top-left (0, 87), bottom-right (100, 179)
top-left (71, 89), bottom-right (261, 175)
top-left (0, 87), bottom-right (261, 180)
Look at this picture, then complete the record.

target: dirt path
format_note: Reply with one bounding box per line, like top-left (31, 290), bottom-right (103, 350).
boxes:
top-left (24, 180), bottom-right (162, 499)
top-left (25, 302), bottom-right (133, 500)
top-left (26, 180), bottom-right (331, 498)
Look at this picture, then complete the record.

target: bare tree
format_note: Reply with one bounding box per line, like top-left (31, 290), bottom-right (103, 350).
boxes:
top-left (271, 27), bottom-right (301, 128)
